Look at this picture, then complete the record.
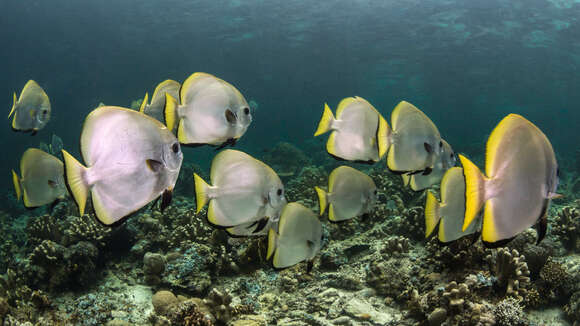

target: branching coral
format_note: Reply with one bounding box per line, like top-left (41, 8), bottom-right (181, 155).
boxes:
top-left (486, 248), bottom-right (530, 300)
top-left (552, 206), bottom-right (580, 251)
top-left (202, 288), bottom-right (253, 324)
top-left (442, 281), bottom-right (470, 312)
top-left (381, 236), bottom-right (410, 257)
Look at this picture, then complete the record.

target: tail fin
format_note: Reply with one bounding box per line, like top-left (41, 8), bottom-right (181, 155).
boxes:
top-left (267, 228), bottom-right (278, 260)
top-left (424, 191), bottom-right (441, 237)
top-left (139, 92), bottom-right (149, 113)
top-left (194, 173), bottom-right (210, 213)
top-left (314, 186), bottom-right (328, 215)
top-left (314, 103), bottom-right (335, 136)
top-left (11, 170), bottom-right (21, 201)
top-left (8, 92), bottom-right (17, 118)
top-left (377, 114), bottom-right (391, 159)
top-left (164, 93), bottom-right (178, 131)
top-left (62, 150), bottom-right (89, 216)
top-left (458, 154), bottom-right (486, 232)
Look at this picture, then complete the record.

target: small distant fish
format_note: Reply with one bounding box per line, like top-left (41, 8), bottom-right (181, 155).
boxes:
top-left (51, 134), bottom-right (64, 156)
top-left (165, 72), bottom-right (252, 148)
top-left (62, 106), bottom-right (183, 225)
top-left (194, 149), bottom-right (287, 228)
top-left (8, 80), bottom-right (51, 134)
top-left (12, 148), bottom-right (67, 208)
top-left (459, 114), bottom-right (560, 246)
top-left (387, 101), bottom-right (441, 174)
top-left (315, 166), bottom-right (377, 222)
top-left (140, 79), bottom-right (181, 125)
top-left (402, 139), bottom-right (455, 191)
top-left (314, 96), bottom-right (390, 163)
top-left (267, 202), bottom-right (323, 269)
top-left (424, 167), bottom-right (481, 243)
top-left (249, 99), bottom-right (259, 112)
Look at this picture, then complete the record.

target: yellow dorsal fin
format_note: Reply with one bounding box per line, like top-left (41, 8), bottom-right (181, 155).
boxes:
top-left (8, 92), bottom-right (17, 118)
top-left (139, 92), bottom-right (149, 113)
top-left (335, 97), bottom-right (357, 117)
top-left (424, 191), bottom-right (441, 238)
top-left (164, 93), bottom-right (178, 131)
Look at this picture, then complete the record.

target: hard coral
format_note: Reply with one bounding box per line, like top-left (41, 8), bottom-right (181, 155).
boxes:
top-left (63, 214), bottom-right (112, 247)
top-left (167, 299), bottom-right (214, 326)
top-left (552, 206), bottom-right (580, 251)
top-left (442, 281), bottom-right (469, 312)
top-left (366, 257), bottom-right (416, 300)
top-left (486, 248), bottom-right (530, 300)
top-left (26, 215), bottom-right (64, 246)
top-left (493, 297), bottom-right (526, 326)
top-left (203, 288), bottom-right (253, 324)
top-left (381, 236), bottom-right (410, 257)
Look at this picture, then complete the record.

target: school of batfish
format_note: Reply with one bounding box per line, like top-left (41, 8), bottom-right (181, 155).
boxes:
top-left (8, 73), bottom-right (561, 269)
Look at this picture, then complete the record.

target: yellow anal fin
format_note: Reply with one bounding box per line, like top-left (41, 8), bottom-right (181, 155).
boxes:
top-left (266, 228), bottom-right (278, 260)
top-left (458, 154), bottom-right (486, 232)
top-left (481, 199), bottom-right (499, 243)
top-left (328, 204), bottom-right (337, 222)
top-left (314, 186), bottom-right (327, 215)
top-left (314, 103), bottom-right (335, 136)
top-left (424, 191), bottom-right (441, 238)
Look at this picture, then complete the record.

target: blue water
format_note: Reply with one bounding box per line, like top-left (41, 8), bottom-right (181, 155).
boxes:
top-left (1, 0), bottom-right (579, 210)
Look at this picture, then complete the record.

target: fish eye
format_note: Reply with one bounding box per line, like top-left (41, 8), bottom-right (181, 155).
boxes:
top-left (373, 189), bottom-right (378, 195)
top-left (243, 107), bottom-right (250, 115)
top-left (439, 141), bottom-right (443, 148)
top-left (171, 142), bottom-right (180, 153)
top-left (277, 188), bottom-right (283, 196)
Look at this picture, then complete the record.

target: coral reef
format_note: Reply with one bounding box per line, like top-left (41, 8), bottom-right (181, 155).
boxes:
top-left (0, 140), bottom-right (577, 325)
top-left (260, 142), bottom-right (311, 180)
